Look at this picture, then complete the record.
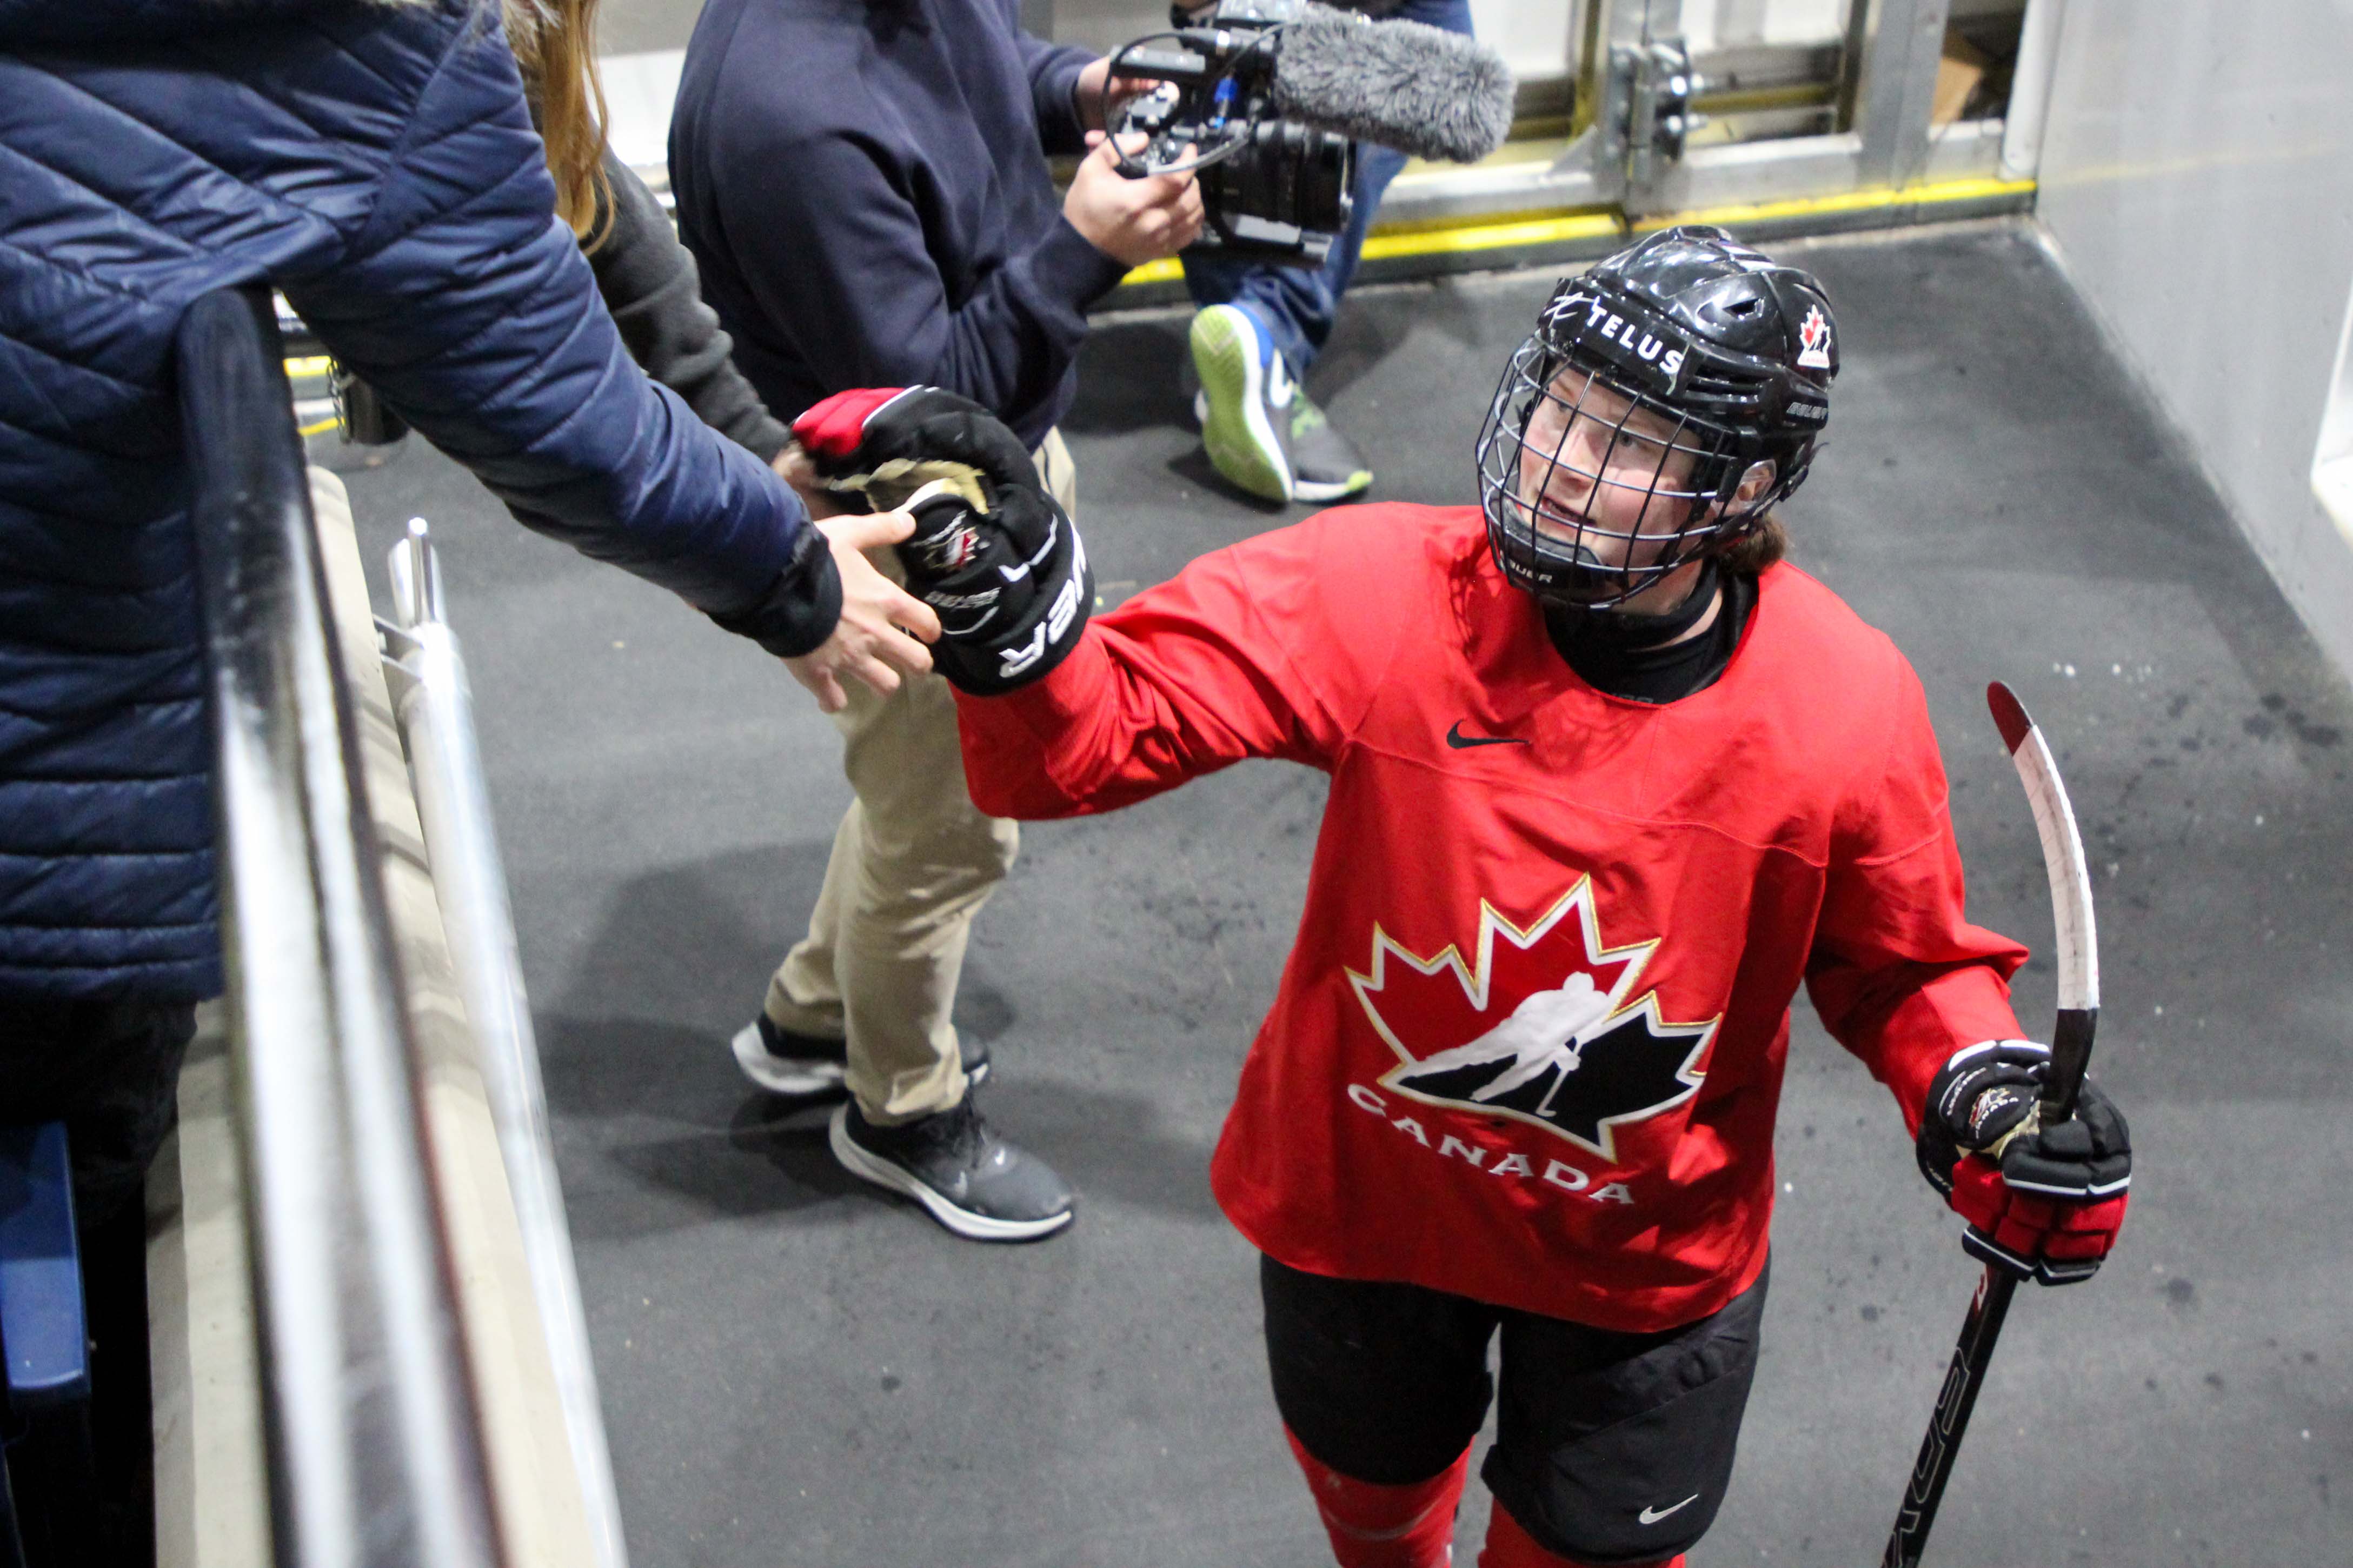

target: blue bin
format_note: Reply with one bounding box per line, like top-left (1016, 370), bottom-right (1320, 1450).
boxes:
top-left (1, 1122), bottom-right (88, 1566)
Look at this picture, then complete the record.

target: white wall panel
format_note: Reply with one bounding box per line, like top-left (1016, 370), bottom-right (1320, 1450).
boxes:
top-left (1043, 0), bottom-right (1584, 75)
top-left (1466, 0), bottom-right (1577, 81)
top-left (1682, 0), bottom-right (1848, 51)
top-left (2034, 0), bottom-right (2353, 677)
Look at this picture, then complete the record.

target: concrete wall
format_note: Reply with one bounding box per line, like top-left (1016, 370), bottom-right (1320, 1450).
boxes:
top-left (2032, 0), bottom-right (2353, 678)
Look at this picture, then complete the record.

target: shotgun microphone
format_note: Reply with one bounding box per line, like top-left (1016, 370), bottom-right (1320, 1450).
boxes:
top-left (1267, 3), bottom-right (1515, 165)
top-left (1114, 1), bottom-right (1514, 264)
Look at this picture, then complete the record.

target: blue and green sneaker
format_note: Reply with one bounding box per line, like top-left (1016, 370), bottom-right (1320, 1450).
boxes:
top-left (1190, 304), bottom-right (1374, 504)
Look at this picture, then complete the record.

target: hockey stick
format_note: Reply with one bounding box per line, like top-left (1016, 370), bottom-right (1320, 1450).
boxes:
top-left (1879, 681), bottom-right (2102, 1567)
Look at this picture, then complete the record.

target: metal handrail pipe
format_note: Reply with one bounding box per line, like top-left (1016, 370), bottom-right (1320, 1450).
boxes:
top-left (177, 287), bottom-right (504, 1568)
top-left (1999, 0), bottom-right (2068, 181)
top-left (381, 519), bottom-right (632, 1568)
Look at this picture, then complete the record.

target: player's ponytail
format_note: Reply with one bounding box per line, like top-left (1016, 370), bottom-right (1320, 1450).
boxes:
top-left (1717, 511), bottom-right (1788, 577)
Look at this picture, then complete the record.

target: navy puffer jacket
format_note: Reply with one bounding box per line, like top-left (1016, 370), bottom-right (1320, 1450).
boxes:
top-left (0, 0), bottom-right (829, 1001)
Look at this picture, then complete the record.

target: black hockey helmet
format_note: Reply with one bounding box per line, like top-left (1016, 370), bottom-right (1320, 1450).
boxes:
top-left (1473, 225), bottom-right (1839, 610)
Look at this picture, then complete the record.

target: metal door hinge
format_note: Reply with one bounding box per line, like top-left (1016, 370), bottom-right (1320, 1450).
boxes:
top-left (1611, 36), bottom-right (1708, 190)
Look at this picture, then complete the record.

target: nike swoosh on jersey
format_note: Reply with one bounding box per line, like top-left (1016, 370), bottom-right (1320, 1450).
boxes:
top-left (1638, 1495), bottom-right (1700, 1525)
top-left (1446, 721), bottom-right (1530, 750)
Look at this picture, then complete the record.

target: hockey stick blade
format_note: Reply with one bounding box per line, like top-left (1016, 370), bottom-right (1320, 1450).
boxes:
top-left (1985, 680), bottom-right (2100, 1118)
top-left (1879, 682), bottom-right (2103, 1567)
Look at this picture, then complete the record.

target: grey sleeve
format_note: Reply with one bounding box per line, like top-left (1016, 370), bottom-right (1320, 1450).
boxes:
top-left (587, 150), bottom-right (793, 465)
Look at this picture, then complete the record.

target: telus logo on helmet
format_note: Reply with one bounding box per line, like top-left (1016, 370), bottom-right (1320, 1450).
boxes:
top-left (1545, 288), bottom-right (1690, 395)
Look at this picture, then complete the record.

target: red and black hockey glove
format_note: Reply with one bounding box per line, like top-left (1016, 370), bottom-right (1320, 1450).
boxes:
top-left (1917, 1040), bottom-right (2132, 1285)
top-left (791, 388), bottom-right (1091, 695)
top-left (789, 385), bottom-right (1041, 514)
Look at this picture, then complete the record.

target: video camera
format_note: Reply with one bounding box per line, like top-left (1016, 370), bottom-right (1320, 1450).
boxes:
top-left (1111, 2), bottom-right (1354, 269)
top-left (1107, 1), bottom-right (1515, 269)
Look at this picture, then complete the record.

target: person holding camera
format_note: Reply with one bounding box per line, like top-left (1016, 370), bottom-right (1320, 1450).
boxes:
top-left (668, 0), bottom-right (1203, 1241)
top-left (1181, 0), bottom-right (1476, 505)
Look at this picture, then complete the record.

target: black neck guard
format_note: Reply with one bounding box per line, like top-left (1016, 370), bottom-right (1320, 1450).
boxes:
top-left (1546, 559), bottom-right (1722, 654)
top-left (1544, 562), bottom-right (1756, 706)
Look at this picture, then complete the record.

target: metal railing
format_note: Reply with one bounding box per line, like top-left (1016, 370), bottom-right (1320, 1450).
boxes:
top-left (177, 287), bottom-right (503, 1568)
top-left (380, 523), bottom-right (632, 1568)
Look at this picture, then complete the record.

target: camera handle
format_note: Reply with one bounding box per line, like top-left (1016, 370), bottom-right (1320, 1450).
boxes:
top-left (1105, 25), bottom-right (1285, 182)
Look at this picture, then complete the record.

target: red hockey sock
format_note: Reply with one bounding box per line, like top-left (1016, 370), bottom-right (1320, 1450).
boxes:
top-left (1478, 1500), bottom-right (1685, 1568)
top-left (1284, 1425), bottom-right (1471, 1568)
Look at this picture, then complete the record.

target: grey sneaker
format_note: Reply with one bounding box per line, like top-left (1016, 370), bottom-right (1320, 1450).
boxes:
top-left (828, 1096), bottom-right (1074, 1242)
top-left (730, 1015), bottom-right (988, 1097)
top-left (1189, 303), bottom-right (1372, 503)
top-left (1284, 394), bottom-right (1375, 503)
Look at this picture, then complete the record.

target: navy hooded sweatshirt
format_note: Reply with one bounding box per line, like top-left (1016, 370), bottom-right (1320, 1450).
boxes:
top-left (670, 0), bottom-right (1131, 448)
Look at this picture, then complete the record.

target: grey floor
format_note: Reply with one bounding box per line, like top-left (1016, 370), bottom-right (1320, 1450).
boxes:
top-left (325, 221), bottom-right (2351, 1566)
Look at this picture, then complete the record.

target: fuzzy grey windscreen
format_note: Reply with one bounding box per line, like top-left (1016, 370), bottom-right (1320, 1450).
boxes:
top-left (1269, 4), bottom-right (1516, 165)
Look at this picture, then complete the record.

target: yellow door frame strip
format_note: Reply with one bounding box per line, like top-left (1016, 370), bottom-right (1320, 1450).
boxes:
top-left (1115, 176), bottom-right (2032, 290)
top-left (1114, 209), bottom-right (1621, 288)
top-left (1631, 176), bottom-right (2036, 235)
top-left (1360, 209), bottom-right (1622, 262)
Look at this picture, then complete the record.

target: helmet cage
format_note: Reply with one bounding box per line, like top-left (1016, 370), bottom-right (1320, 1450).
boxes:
top-left (1475, 273), bottom-right (1825, 610)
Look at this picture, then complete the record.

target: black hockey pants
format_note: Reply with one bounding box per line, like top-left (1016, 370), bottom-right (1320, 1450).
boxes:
top-left (1262, 1253), bottom-right (1768, 1564)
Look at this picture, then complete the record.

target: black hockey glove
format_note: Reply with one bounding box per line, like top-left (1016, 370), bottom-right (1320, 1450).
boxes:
top-left (1917, 1041), bottom-right (2132, 1285)
top-left (789, 388), bottom-right (1091, 695)
top-left (895, 477), bottom-right (1092, 695)
top-left (788, 385), bottom-right (1040, 515)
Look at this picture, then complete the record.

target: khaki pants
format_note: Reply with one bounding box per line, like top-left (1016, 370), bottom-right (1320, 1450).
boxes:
top-left (763, 431), bottom-right (1076, 1123)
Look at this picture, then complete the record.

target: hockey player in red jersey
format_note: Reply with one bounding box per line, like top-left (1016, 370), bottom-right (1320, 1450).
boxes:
top-left (783, 228), bottom-right (2133, 1568)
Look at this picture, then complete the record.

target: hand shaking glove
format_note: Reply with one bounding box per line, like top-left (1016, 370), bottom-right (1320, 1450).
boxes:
top-left (791, 388), bottom-right (1091, 695)
top-left (1917, 1040), bottom-right (2132, 1285)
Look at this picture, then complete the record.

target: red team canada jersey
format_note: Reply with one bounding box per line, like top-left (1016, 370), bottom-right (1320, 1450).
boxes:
top-left (957, 505), bottom-right (2027, 1332)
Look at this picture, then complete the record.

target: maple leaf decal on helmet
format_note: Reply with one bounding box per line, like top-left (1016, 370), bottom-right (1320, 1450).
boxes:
top-left (1346, 880), bottom-right (1717, 1163)
top-left (1796, 303), bottom-right (1833, 370)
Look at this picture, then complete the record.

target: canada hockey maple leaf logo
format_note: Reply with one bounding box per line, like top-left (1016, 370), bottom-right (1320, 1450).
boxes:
top-left (1796, 305), bottom-right (1833, 370)
top-left (1346, 880), bottom-right (1717, 1163)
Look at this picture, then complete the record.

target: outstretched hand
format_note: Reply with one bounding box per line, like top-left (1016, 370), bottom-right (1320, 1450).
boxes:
top-left (784, 511), bottom-right (940, 714)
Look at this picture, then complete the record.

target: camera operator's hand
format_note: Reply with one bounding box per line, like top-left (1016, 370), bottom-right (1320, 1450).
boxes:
top-left (1065, 132), bottom-right (1204, 268)
top-left (783, 511), bottom-right (941, 715)
top-left (1073, 57), bottom-right (1156, 134)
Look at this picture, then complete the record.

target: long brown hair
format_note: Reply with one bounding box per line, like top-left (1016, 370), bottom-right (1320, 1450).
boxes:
top-left (505, 0), bottom-right (615, 252)
top-left (1717, 511), bottom-right (1787, 577)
